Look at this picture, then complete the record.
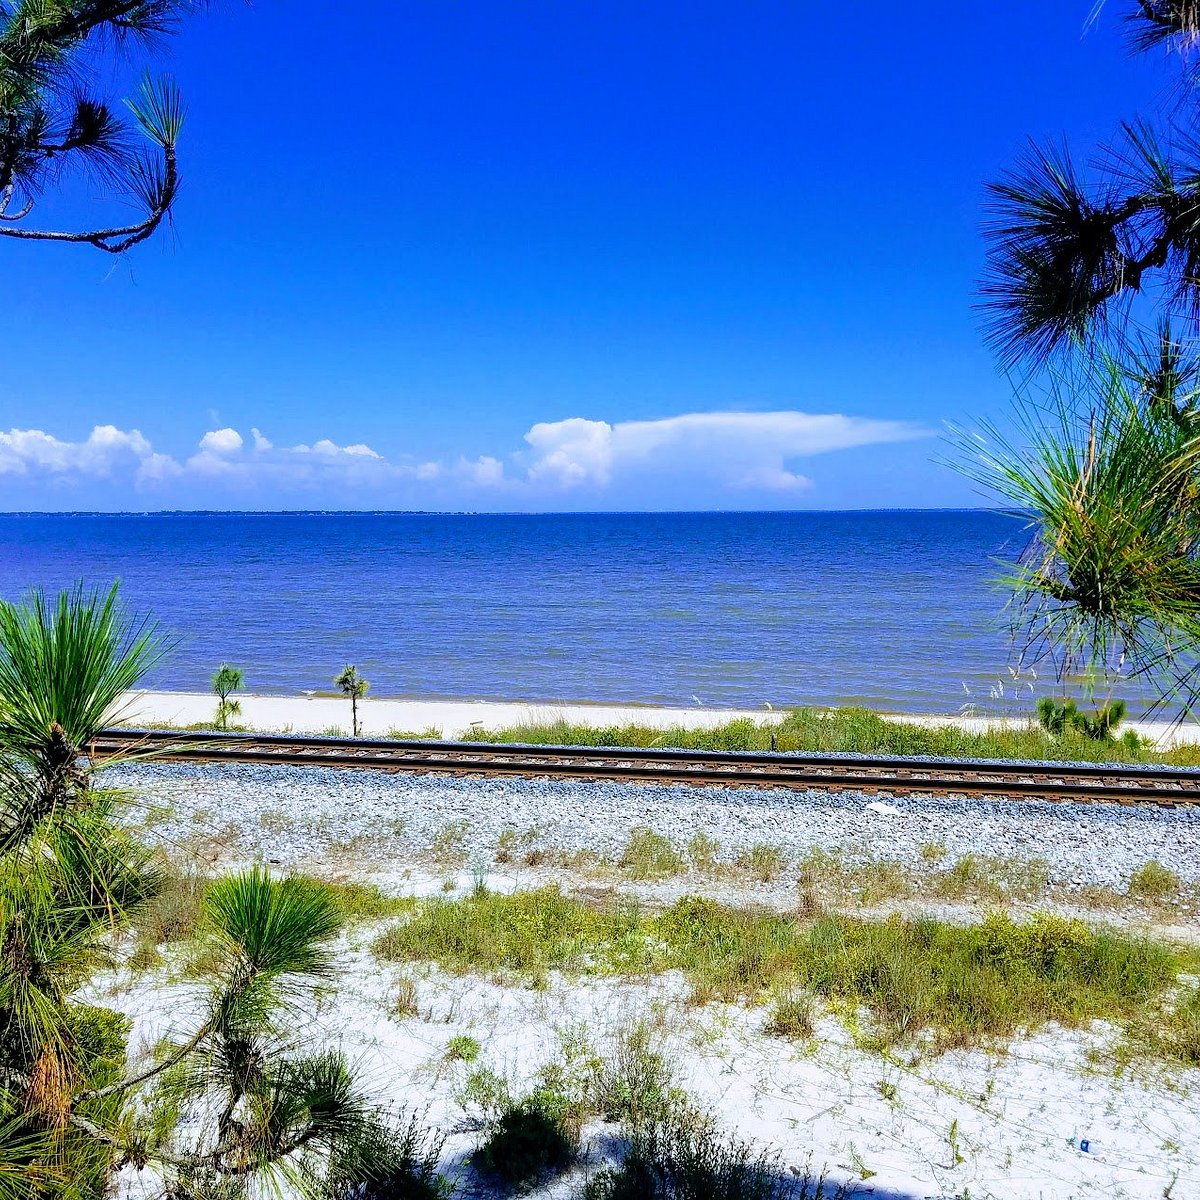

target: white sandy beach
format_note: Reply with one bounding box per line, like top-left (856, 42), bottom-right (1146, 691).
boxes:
top-left (113, 688), bottom-right (1200, 747)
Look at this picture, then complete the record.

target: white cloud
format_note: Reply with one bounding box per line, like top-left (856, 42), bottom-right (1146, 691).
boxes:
top-left (198, 427), bottom-right (243, 456)
top-left (525, 418), bottom-right (615, 487)
top-left (0, 408), bottom-right (931, 505)
top-left (457, 455), bottom-right (505, 486)
top-left (292, 438), bottom-right (382, 460)
top-left (0, 424), bottom-right (152, 477)
top-left (523, 410), bottom-right (927, 491)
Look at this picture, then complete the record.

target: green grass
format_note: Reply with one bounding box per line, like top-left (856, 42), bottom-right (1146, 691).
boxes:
top-left (445, 1034), bottom-right (482, 1063)
top-left (620, 828), bottom-right (686, 880)
top-left (372, 886), bottom-right (1194, 1053)
top-left (371, 886), bottom-right (658, 984)
top-left (321, 880), bottom-right (414, 923)
top-left (1128, 860), bottom-right (1182, 903)
top-left (458, 705), bottom-right (1200, 765)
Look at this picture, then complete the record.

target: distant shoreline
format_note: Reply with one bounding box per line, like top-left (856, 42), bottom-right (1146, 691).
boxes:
top-left (111, 689), bottom-right (1200, 747)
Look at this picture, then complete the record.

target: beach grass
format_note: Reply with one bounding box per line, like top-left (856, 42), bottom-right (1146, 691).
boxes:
top-left (457, 705), bottom-right (1200, 765)
top-left (371, 886), bottom-right (1195, 1053)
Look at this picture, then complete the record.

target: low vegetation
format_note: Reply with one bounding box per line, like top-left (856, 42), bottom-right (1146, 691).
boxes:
top-left (583, 1110), bottom-right (808, 1200)
top-left (472, 1091), bottom-right (579, 1189)
top-left (372, 886), bottom-right (1194, 1055)
top-left (457, 704), bottom-right (1200, 765)
top-left (620, 827), bottom-right (686, 880)
top-left (1128, 859), bottom-right (1183, 904)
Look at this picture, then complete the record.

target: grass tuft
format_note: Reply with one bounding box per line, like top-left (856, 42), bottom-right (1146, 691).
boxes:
top-left (764, 987), bottom-right (815, 1040)
top-left (445, 1034), bottom-right (482, 1063)
top-left (734, 844), bottom-right (787, 883)
top-left (1128, 859), bottom-right (1182, 903)
top-left (620, 828), bottom-right (686, 880)
top-left (133, 867), bottom-right (208, 948)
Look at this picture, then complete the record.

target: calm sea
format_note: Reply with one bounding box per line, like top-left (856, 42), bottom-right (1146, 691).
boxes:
top-left (0, 510), bottom-right (1045, 715)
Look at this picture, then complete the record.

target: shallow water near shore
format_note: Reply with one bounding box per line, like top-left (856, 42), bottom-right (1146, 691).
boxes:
top-left (1, 509), bottom-right (1062, 713)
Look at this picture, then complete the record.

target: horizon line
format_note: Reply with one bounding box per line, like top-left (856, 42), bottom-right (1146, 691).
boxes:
top-left (0, 506), bottom-right (1015, 518)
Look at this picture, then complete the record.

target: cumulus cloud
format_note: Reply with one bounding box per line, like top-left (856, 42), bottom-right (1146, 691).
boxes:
top-left (0, 408), bottom-right (930, 506)
top-left (198, 427), bottom-right (244, 455)
top-left (0, 425), bottom-right (152, 478)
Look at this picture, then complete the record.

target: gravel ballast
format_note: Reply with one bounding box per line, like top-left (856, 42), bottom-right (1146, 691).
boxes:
top-left (106, 760), bottom-right (1200, 894)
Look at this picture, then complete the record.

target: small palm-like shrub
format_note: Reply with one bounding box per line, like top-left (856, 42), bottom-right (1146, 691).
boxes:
top-left (0, 585), bottom-right (443, 1197)
top-left (1037, 696), bottom-right (1128, 741)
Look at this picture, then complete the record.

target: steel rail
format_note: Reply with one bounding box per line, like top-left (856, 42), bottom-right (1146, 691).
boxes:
top-left (89, 727), bottom-right (1200, 807)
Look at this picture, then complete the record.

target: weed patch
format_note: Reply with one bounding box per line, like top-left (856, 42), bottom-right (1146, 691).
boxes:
top-left (621, 828), bottom-right (685, 880)
top-left (734, 844), bottom-right (787, 883)
top-left (371, 886), bottom-right (659, 983)
top-left (1128, 860), bottom-right (1182, 903)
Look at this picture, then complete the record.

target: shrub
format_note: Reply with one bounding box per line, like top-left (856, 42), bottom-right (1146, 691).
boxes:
top-left (1037, 696), bottom-right (1127, 741)
top-left (326, 1111), bottom-right (447, 1200)
top-left (472, 1091), bottom-right (578, 1188)
top-left (590, 1020), bottom-right (679, 1127)
top-left (457, 1066), bottom-right (513, 1121)
top-left (583, 1111), bottom-right (800, 1200)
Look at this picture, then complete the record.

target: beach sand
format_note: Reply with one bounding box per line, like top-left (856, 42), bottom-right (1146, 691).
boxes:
top-left (112, 688), bottom-right (1200, 747)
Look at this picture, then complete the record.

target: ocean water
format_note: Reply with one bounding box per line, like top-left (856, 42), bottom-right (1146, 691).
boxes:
top-left (0, 510), bottom-right (1041, 714)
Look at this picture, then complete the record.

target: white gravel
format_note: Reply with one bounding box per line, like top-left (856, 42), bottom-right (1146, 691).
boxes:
top-left (108, 761), bottom-right (1200, 893)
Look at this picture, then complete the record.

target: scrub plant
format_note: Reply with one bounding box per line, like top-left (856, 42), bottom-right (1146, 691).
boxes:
top-left (0, 585), bottom-right (437, 1197)
top-left (336, 664), bottom-right (370, 737)
top-left (583, 1109), bottom-right (802, 1200)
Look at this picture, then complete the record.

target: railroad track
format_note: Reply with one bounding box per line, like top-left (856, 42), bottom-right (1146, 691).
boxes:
top-left (88, 727), bottom-right (1200, 807)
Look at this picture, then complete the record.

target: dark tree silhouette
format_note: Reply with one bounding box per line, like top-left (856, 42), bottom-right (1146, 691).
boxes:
top-left (982, 3), bottom-right (1200, 369)
top-left (968, 3), bottom-right (1200, 714)
top-left (0, 1), bottom-right (215, 253)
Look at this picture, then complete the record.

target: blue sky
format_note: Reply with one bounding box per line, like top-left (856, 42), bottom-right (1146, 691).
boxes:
top-left (0, 2), bottom-right (1168, 511)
